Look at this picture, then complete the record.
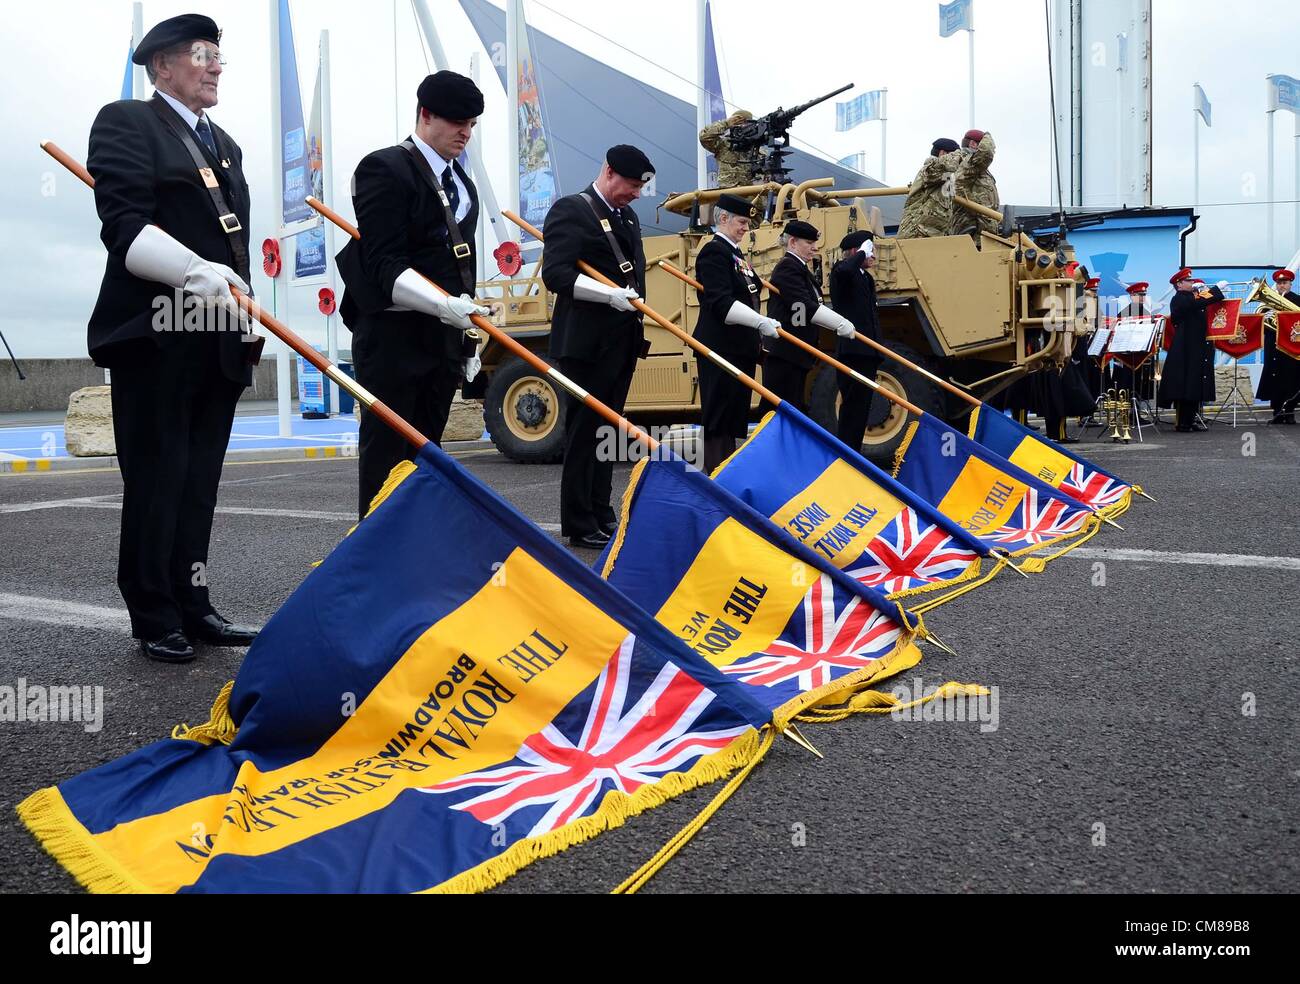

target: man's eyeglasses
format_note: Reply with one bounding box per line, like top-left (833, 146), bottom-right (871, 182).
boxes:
top-left (172, 44), bottom-right (226, 67)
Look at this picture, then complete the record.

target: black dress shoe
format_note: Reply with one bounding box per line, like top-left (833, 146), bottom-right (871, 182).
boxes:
top-left (599, 521), bottom-right (618, 538)
top-left (140, 629), bottom-right (195, 664)
top-left (184, 613), bottom-right (261, 647)
top-left (1175, 426), bottom-right (1192, 433)
top-left (1191, 421), bottom-right (1209, 432)
top-left (568, 531), bottom-right (611, 550)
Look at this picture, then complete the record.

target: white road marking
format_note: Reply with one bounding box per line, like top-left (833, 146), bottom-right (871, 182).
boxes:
top-left (0, 494), bottom-right (564, 532)
top-left (0, 592), bottom-right (132, 633)
top-left (1066, 547), bottom-right (1300, 571)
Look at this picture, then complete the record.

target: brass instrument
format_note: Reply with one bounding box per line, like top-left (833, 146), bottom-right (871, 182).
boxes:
top-left (1103, 388), bottom-right (1132, 443)
top-left (1244, 277), bottom-right (1300, 343)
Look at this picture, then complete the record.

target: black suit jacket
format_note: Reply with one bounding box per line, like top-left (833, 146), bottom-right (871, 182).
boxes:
top-left (692, 234), bottom-right (763, 360)
top-left (337, 141), bottom-right (479, 343)
top-left (1158, 286), bottom-right (1222, 406)
top-left (766, 253), bottom-right (823, 369)
top-left (540, 186), bottom-right (646, 362)
top-left (829, 255), bottom-right (880, 358)
top-left (86, 96), bottom-right (252, 383)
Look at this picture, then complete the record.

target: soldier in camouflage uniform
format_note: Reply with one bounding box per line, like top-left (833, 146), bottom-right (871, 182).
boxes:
top-left (896, 137), bottom-right (961, 239)
top-left (951, 129), bottom-right (1000, 235)
top-left (699, 109), bottom-right (756, 188)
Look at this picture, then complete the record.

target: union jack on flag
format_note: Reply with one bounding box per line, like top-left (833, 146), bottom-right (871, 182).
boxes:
top-left (722, 574), bottom-right (901, 694)
top-left (1059, 462), bottom-right (1130, 509)
top-left (843, 510), bottom-right (980, 595)
top-left (419, 635), bottom-right (750, 838)
top-left (989, 487), bottom-right (1090, 548)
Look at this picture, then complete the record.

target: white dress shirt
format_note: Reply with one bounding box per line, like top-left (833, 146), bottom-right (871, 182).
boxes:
top-left (411, 132), bottom-right (470, 223)
top-left (156, 89), bottom-right (207, 135)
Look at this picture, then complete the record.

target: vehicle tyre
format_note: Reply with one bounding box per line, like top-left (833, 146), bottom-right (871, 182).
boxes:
top-left (483, 354), bottom-right (567, 463)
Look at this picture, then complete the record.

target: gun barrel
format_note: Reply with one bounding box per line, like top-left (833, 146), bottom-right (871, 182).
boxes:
top-left (784, 83), bottom-right (854, 120)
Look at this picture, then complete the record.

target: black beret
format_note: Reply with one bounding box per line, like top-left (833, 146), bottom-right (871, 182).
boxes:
top-left (606, 145), bottom-right (655, 181)
top-left (931, 137), bottom-right (960, 156)
top-left (417, 71), bottom-right (484, 120)
top-left (840, 230), bottom-right (873, 251)
top-left (784, 219), bottom-right (820, 242)
top-left (134, 14), bottom-right (220, 65)
top-left (715, 193), bottom-right (757, 218)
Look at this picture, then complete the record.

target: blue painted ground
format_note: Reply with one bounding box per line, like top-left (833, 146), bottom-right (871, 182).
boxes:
top-left (0, 414), bottom-right (362, 462)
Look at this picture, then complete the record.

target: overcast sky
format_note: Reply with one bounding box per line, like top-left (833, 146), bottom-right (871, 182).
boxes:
top-left (2, 0), bottom-right (1297, 359)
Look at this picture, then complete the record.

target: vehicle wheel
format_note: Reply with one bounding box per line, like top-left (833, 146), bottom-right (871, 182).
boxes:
top-left (483, 355), bottom-right (567, 463)
top-left (806, 341), bottom-right (946, 468)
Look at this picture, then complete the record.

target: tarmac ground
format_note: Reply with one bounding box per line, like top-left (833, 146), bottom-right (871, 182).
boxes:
top-left (1, 418), bottom-right (1297, 894)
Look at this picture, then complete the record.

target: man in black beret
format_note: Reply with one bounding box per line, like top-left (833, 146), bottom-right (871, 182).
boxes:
top-left (87, 13), bottom-right (262, 663)
top-left (336, 71), bottom-right (489, 519)
top-left (692, 193), bottom-right (778, 473)
top-left (541, 146), bottom-right (654, 550)
top-left (764, 219), bottom-right (855, 412)
top-left (830, 231), bottom-right (886, 450)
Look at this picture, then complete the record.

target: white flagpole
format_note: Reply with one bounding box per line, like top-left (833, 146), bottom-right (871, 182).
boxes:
top-left (880, 88), bottom-right (888, 184)
top-left (1268, 106), bottom-right (1276, 264)
top-left (696, 0), bottom-right (708, 189)
top-left (321, 29), bottom-right (340, 417)
top-left (471, 50), bottom-right (487, 284)
top-left (1192, 87), bottom-right (1199, 264)
top-left (269, 0), bottom-right (292, 438)
top-left (1293, 109), bottom-right (1299, 255)
top-left (506, 0), bottom-right (521, 245)
top-left (967, 23), bottom-right (975, 129)
top-left (131, 3), bottom-right (144, 99)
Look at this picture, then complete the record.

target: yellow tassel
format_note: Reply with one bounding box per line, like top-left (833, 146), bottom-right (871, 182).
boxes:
top-left (16, 787), bottom-right (150, 894)
top-left (612, 727), bottom-right (776, 894)
top-left (1020, 556), bottom-right (1047, 574)
top-left (171, 681), bottom-right (237, 746)
top-left (600, 457), bottom-right (649, 578)
top-left (890, 420), bottom-right (921, 479)
top-left (799, 680), bottom-right (990, 723)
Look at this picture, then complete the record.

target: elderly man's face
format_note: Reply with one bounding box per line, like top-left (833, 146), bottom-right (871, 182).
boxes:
top-left (717, 212), bottom-right (750, 241)
top-left (597, 165), bottom-right (647, 208)
top-left (788, 236), bottom-right (818, 262)
top-left (155, 41), bottom-right (223, 112)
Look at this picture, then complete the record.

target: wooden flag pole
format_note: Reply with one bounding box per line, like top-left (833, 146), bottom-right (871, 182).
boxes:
top-left (304, 196), bottom-right (660, 455)
top-left (501, 211), bottom-right (784, 408)
top-left (41, 140), bottom-right (429, 449)
top-left (654, 259), bottom-right (1123, 533)
top-left (656, 259), bottom-right (925, 417)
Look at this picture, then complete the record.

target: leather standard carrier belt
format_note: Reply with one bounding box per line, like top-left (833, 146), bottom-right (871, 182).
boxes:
top-left (579, 193), bottom-right (638, 291)
top-left (149, 96), bottom-right (249, 283)
top-left (401, 140), bottom-right (475, 295)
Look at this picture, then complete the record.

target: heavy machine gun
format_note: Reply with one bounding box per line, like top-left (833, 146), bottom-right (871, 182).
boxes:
top-left (724, 83), bottom-right (853, 186)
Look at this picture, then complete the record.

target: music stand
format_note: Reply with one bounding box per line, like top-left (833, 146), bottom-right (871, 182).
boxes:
top-left (1108, 316), bottom-right (1161, 441)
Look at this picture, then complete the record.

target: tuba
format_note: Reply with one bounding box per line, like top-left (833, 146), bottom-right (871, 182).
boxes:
top-left (1245, 277), bottom-right (1300, 343)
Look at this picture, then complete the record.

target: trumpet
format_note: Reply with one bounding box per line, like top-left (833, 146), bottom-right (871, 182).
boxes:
top-left (1103, 388), bottom-right (1132, 443)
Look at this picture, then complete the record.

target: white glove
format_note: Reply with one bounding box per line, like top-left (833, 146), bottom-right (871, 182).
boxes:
top-left (391, 269), bottom-right (489, 330)
top-left (572, 273), bottom-right (640, 312)
top-left (860, 240), bottom-right (875, 260)
top-left (124, 224), bottom-right (248, 312)
top-left (463, 353), bottom-right (482, 383)
top-left (725, 300), bottom-right (780, 338)
top-left (812, 305), bottom-right (857, 339)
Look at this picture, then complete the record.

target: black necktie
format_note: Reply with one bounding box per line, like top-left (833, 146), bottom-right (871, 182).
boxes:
top-left (442, 166), bottom-right (460, 216)
top-left (195, 117), bottom-right (218, 158)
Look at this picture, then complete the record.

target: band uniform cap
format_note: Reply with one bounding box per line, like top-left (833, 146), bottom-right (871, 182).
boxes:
top-left (417, 71), bottom-right (484, 120)
top-left (133, 14), bottom-right (220, 65)
top-left (1126, 282), bottom-right (1149, 294)
top-left (783, 219), bottom-right (819, 242)
top-left (606, 144), bottom-right (655, 181)
top-left (715, 193), bottom-right (757, 218)
top-left (1169, 267), bottom-right (1194, 285)
top-left (1273, 269), bottom-right (1296, 283)
top-left (839, 230), bottom-right (873, 251)
top-left (931, 137), bottom-right (960, 156)
top-left (1085, 277), bottom-right (1101, 290)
